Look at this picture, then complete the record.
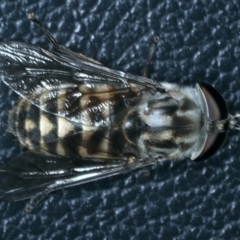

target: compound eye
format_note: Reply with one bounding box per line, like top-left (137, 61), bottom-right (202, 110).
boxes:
top-left (195, 83), bottom-right (229, 162)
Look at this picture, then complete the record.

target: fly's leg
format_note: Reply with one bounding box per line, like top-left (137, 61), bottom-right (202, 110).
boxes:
top-left (24, 176), bottom-right (69, 213)
top-left (27, 13), bottom-right (102, 65)
top-left (25, 193), bottom-right (49, 213)
top-left (142, 36), bottom-right (159, 78)
top-left (28, 13), bottom-right (59, 48)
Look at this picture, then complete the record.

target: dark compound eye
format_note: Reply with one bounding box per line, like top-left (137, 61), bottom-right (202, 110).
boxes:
top-left (195, 82), bottom-right (229, 162)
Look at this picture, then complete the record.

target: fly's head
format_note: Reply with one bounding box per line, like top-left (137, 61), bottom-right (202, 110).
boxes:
top-left (194, 83), bottom-right (229, 161)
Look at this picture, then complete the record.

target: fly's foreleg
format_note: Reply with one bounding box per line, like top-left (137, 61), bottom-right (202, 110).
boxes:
top-left (142, 36), bottom-right (159, 78)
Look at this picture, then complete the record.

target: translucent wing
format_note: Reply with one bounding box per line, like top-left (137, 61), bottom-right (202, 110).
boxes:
top-left (0, 150), bottom-right (123, 201)
top-left (0, 150), bottom-right (152, 202)
top-left (0, 41), bottom-right (159, 120)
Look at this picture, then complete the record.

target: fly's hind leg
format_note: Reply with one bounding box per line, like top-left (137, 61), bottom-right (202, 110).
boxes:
top-left (142, 36), bottom-right (159, 78)
top-left (27, 13), bottom-right (102, 65)
top-left (25, 193), bottom-right (49, 213)
top-left (28, 13), bottom-right (59, 48)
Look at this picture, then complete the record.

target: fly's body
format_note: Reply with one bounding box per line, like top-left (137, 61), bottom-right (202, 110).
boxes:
top-left (0, 15), bottom-right (237, 211)
top-left (9, 78), bottom-right (209, 162)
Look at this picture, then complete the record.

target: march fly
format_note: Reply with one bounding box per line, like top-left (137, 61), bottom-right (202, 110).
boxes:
top-left (0, 14), bottom-right (238, 212)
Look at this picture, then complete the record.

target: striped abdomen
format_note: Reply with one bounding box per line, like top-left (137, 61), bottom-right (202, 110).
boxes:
top-left (8, 87), bottom-right (138, 160)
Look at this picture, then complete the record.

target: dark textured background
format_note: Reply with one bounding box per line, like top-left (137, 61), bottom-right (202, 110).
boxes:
top-left (0, 0), bottom-right (239, 239)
